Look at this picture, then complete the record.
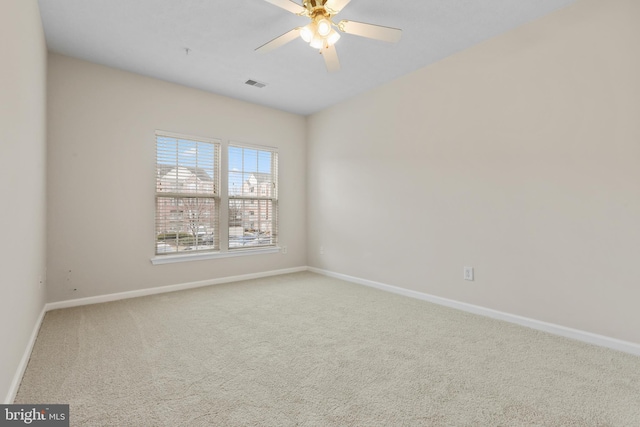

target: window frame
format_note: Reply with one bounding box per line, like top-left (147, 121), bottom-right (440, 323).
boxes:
top-left (154, 131), bottom-right (221, 257)
top-left (228, 142), bottom-right (279, 251)
top-left (151, 133), bottom-right (281, 265)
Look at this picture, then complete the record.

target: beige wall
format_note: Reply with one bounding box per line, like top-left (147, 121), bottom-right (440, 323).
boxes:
top-left (307, 0), bottom-right (640, 343)
top-left (47, 54), bottom-right (307, 302)
top-left (0, 0), bottom-right (48, 402)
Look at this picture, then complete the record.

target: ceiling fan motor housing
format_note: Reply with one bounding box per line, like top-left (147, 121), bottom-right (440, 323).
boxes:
top-left (304, 0), bottom-right (329, 12)
top-left (304, 0), bottom-right (335, 19)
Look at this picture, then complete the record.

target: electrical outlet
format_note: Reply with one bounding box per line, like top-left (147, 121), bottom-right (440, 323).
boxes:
top-left (281, 246), bottom-right (288, 254)
top-left (320, 246), bottom-right (324, 255)
top-left (464, 266), bottom-right (474, 281)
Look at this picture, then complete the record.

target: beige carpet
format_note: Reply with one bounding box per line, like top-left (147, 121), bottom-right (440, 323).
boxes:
top-left (15, 272), bottom-right (640, 426)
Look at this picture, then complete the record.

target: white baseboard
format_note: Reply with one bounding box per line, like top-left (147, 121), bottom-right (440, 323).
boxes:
top-left (46, 266), bottom-right (308, 311)
top-left (4, 306), bottom-right (47, 404)
top-left (308, 267), bottom-right (640, 357)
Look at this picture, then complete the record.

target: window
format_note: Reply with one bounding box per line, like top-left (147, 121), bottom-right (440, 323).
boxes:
top-left (155, 132), bottom-right (220, 255)
top-left (153, 133), bottom-right (279, 261)
top-left (228, 144), bottom-right (278, 249)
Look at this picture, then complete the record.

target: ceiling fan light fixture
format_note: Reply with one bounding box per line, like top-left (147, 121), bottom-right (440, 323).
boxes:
top-left (317, 18), bottom-right (332, 37)
top-left (310, 34), bottom-right (325, 49)
top-left (326, 29), bottom-right (341, 46)
top-left (300, 24), bottom-right (314, 43)
top-left (258, 0), bottom-right (403, 72)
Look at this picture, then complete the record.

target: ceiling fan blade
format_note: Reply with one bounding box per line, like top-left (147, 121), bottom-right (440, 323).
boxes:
top-left (321, 44), bottom-right (340, 73)
top-left (256, 28), bottom-right (301, 53)
top-left (325, 0), bottom-right (352, 14)
top-left (263, 0), bottom-right (306, 15)
top-left (337, 20), bottom-right (402, 43)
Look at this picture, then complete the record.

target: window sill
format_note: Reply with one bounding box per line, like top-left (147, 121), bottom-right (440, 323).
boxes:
top-left (151, 247), bottom-right (281, 265)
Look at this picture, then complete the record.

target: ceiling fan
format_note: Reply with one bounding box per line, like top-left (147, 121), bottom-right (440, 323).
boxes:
top-left (256, 0), bottom-right (402, 72)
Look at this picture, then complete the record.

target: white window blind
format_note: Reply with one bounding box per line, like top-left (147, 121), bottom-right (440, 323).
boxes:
top-left (155, 132), bottom-right (220, 255)
top-left (228, 144), bottom-right (278, 249)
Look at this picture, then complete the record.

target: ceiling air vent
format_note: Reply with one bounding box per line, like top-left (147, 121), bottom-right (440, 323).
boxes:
top-left (245, 79), bottom-right (267, 88)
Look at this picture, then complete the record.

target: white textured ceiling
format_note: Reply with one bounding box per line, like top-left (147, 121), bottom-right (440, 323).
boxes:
top-left (38, 0), bottom-right (575, 115)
